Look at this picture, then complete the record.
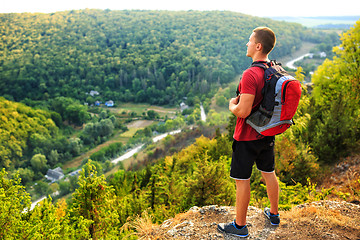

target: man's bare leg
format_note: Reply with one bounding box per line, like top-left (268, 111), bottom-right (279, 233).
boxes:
top-left (235, 179), bottom-right (251, 226)
top-left (261, 171), bottom-right (279, 214)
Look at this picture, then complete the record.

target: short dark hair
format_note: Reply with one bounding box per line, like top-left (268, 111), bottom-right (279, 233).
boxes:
top-left (253, 27), bottom-right (276, 54)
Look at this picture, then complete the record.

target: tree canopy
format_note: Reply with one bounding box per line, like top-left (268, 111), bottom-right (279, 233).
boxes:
top-left (0, 9), bottom-right (311, 105)
top-left (307, 20), bottom-right (360, 161)
top-left (0, 97), bottom-right (57, 170)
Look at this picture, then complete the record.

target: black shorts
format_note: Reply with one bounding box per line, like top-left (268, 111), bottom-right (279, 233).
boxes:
top-left (230, 136), bottom-right (275, 180)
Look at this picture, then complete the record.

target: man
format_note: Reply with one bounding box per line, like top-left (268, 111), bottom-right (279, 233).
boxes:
top-left (218, 27), bottom-right (280, 238)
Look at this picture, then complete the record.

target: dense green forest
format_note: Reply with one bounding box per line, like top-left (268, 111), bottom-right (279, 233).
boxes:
top-left (1, 9), bottom-right (327, 106)
top-left (0, 96), bottom-right (114, 168)
top-left (0, 97), bottom-right (58, 169)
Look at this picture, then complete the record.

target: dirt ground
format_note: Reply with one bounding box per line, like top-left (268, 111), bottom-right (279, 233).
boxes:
top-left (141, 201), bottom-right (360, 240)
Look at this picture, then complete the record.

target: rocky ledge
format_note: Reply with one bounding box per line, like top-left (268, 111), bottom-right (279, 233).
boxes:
top-left (145, 200), bottom-right (360, 239)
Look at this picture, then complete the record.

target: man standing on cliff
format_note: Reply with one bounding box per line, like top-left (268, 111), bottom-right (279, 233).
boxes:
top-left (218, 27), bottom-right (280, 238)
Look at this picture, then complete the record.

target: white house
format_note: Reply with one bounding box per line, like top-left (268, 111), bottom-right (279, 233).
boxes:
top-left (45, 167), bottom-right (64, 183)
top-left (89, 90), bottom-right (100, 96)
top-left (105, 100), bottom-right (114, 107)
top-left (180, 102), bottom-right (189, 112)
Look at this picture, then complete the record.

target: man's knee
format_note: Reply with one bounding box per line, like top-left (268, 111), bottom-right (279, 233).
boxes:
top-left (261, 170), bottom-right (276, 177)
top-left (261, 171), bottom-right (278, 183)
top-left (235, 179), bottom-right (250, 187)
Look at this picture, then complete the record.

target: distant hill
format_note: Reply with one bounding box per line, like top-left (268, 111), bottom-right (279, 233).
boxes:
top-left (0, 9), bottom-right (317, 106)
top-left (270, 16), bottom-right (359, 28)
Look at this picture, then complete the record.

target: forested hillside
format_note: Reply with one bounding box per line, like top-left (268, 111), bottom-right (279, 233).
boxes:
top-left (0, 9), bottom-right (317, 105)
top-left (0, 97), bottom-right (58, 170)
top-left (0, 96), bottom-right (94, 191)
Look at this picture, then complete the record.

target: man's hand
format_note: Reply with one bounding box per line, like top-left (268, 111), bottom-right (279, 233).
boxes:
top-left (229, 94), bottom-right (255, 118)
top-left (229, 95), bottom-right (240, 107)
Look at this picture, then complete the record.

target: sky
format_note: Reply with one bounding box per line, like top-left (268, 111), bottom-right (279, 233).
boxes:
top-left (1, 0), bottom-right (360, 17)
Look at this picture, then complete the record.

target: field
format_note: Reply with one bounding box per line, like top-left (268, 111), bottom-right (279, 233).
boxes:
top-left (108, 102), bottom-right (178, 119)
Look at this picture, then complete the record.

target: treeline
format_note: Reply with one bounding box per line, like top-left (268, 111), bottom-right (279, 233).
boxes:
top-left (2, 51), bottom-right (360, 237)
top-left (1, 9), bottom-right (320, 106)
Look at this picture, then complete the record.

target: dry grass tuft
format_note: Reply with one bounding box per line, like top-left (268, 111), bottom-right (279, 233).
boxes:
top-left (121, 210), bottom-right (160, 240)
top-left (283, 201), bottom-right (360, 231)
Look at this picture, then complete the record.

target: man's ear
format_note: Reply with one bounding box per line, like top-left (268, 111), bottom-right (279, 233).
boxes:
top-left (256, 42), bottom-right (262, 51)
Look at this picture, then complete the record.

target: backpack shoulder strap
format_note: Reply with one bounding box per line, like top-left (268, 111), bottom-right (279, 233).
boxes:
top-left (236, 60), bottom-right (274, 96)
top-left (270, 59), bottom-right (280, 66)
top-left (250, 61), bottom-right (271, 70)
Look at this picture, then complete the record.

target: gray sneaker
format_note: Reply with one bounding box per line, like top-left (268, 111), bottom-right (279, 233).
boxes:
top-left (217, 221), bottom-right (249, 238)
top-left (264, 207), bottom-right (280, 225)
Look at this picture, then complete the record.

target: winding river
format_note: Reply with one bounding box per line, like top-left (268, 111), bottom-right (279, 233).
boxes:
top-left (285, 53), bottom-right (312, 70)
top-left (111, 129), bottom-right (182, 164)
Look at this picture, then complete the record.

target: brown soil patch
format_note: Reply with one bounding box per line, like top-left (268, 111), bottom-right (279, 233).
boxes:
top-left (126, 120), bottom-right (154, 129)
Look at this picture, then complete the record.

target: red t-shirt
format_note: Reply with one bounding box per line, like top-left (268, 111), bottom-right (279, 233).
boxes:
top-left (233, 65), bottom-right (265, 141)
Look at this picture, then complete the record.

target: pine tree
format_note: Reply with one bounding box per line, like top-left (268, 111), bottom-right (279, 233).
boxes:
top-left (0, 169), bottom-right (31, 239)
top-left (70, 160), bottom-right (120, 239)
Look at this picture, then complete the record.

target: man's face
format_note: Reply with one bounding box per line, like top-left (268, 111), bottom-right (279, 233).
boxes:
top-left (246, 32), bottom-right (259, 58)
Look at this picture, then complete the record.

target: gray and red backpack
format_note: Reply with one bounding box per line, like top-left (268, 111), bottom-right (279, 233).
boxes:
top-left (241, 60), bottom-right (302, 136)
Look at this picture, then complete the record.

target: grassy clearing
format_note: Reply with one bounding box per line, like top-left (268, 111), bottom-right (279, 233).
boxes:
top-left (109, 103), bottom-right (178, 118)
top-left (119, 127), bottom-right (141, 138)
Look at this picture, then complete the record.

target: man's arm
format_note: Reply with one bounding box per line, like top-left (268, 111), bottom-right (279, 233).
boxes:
top-left (229, 94), bottom-right (255, 118)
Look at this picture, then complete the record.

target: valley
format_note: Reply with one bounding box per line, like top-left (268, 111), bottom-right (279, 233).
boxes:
top-left (29, 41), bottom-right (325, 207)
